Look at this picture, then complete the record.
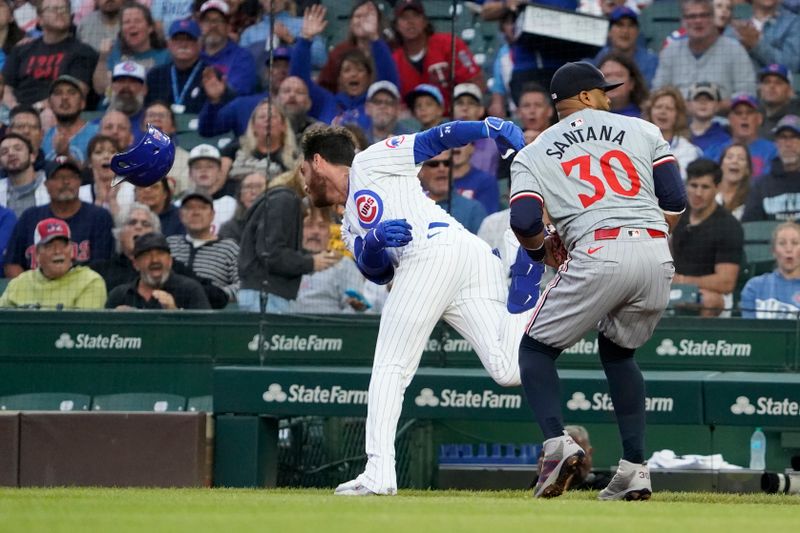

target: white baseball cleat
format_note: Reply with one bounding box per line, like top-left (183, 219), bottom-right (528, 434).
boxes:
top-left (533, 431), bottom-right (585, 498)
top-left (334, 475), bottom-right (395, 496)
top-left (598, 459), bottom-right (652, 501)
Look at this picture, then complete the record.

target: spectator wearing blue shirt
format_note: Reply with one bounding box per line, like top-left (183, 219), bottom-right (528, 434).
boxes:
top-left (418, 150), bottom-right (487, 234)
top-left (151, 0), bottom-right (195, 36)
top-left (3, 157), bottom-right (113, 278)
top-left (729, 0), bottom-right (800, 72)
top-left (451, 144), bottom-right (499, 215)
top-left (289, 3), bottom-right (398, 128)
top-left (0, 205), bottom-right (17, 275)
top-left (741, 222), bottom-right (800, 318)
top-left (706, 94), bottom-right (778, 178)
top-left (42, 75), bottom-right (99, 164)
top-left (597, 53), bottom-right (649, 118)
top-left (593, 7), bottom-right (658, 88)
top-left (198, 0), bottom-right (257, 97)
top-left (687, 82), bottom-right (731, 157)
top-left (239, 0), bottom-right (328, 69)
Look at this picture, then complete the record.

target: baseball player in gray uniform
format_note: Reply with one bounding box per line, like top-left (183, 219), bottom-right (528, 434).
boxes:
top-left (509, 62), bottom-right (687, 500)
top-left (301, 118), bottom-right (542, 496)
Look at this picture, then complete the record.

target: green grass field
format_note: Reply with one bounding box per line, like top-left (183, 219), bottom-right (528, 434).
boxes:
top-left (1, 489), bottom-right (798, 533)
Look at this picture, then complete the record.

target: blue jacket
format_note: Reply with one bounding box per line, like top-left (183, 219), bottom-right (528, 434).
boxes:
top-left (202, 40), bottom-right (258, 96)
top-left (198, 92), bottom-right (266, 138)
top-left (724, 9), bottom-right (800, 71)
top-left (289, 37), bottom-right (398, 127)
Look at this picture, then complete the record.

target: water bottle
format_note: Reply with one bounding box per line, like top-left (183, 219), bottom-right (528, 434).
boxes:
top-left (749, 427), bottom-right (766, 470)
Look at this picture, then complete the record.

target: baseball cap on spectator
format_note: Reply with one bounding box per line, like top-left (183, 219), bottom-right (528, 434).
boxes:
top-left (133, 232), bottom-right (171, 258)
top-left (367, 80), bottom-right (400, 101)
top-left (454, 83), bottom-right (482, 104)
top-left (688, 81), bottom-right (721, 101)
top-left (394, 0), bottom-right (425, 17)
top-left (729, 93), bottom-right (759, 111)
top-left (49, 75), bottom-right (84, 96)
top-left (180, 191), bottom-right (215, 208)
top-left (188, 144), bottom-right (221, 165)
top-left (34, 218), bottom-right (71, 247)
top-left (45, 155), bottom-right (82, 179)
top-left (759, 64), bottom-right (792, 85)
top-left (773, 115), bottom-right (800, 136)
top-left (405, 84), bottom-right (444, 108)
top-left (268, 46), bottom-right (291, 62)
top-left (168, 18), bottom-right (201, 40)
top-left (609, 6), bottom-right (638, 24)
top-left (112, 61), bottom-right (146, 83)
top-left (200, 0), bottom-right (230, 18)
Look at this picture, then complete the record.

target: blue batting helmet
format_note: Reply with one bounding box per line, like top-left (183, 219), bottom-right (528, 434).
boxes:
top-left (110, 124), bottom-right (175, 187)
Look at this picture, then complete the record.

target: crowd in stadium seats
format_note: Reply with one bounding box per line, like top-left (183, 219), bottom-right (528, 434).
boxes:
top-left (0, 0), bottom-right (799, 318)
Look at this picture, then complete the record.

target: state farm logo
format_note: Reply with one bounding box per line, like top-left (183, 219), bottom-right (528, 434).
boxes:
top-left (566, 391), bottom-right (674, 412)
top-left (566, 392), bottom-right (591, 411)
top-left (655, 338), bottom-right (751, 357)
top-left (262, 383), bottom-right (287, 403)
top-left (247, 334), bottom-right (343, 352)
top-left (415, 388), bottom-right (440, 407)
top-left (413, 387), bottom-right (521, 409)
top-left (54, 332), bottom-right (141, 349)
top-left (730, 395), bottom-right (800, 416)
top-left (55, 333), bottom-right (75, 349)
top-left (731, 396), bottom-right (755, 415)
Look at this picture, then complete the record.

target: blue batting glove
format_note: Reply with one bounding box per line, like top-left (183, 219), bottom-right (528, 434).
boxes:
top-left (366, 219), bottom-right (413, 249)
top-left (484, 117), bottom-right (525, 160)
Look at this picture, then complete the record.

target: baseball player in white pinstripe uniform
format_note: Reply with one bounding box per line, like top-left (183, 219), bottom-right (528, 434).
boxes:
top-left (301, 118), bottom-right (542, 496)
top-left (509, 62), bottom-right (687, 501)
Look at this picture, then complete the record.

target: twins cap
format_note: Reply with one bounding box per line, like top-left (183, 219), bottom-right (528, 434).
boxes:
top-left (773, 114), bottom-right (800, 136)
top-left (405, 83), bottom-right (444, 107)
top-left (549, 61), bottom-right (623, 104)
top-left (133, 232), bottom-right (171, 258)
top-left (34, 218), bottom-right (71, 246)
top-left (200, 0), bottom-right (230, 17)
top-left (688, 81), bottom-right (721, 101)
top-left (45, 155), bottom-right (82, 179)
top-left (188, 144), bottom-right (221, 164)
top-left (112, 61), bottom-right (146, 83)
top-left (168, 18), bottom-right (201, 40)
top-left (609, 6), bottom-right (638, 24)
top-left (454, 83), bottom-right (483, 103)
top-left (759, 63), bottom-right (792, 84)
top-left (730, 93), bottom-right (759, 111)
top-left (367, 80), bottom-right (400, 101)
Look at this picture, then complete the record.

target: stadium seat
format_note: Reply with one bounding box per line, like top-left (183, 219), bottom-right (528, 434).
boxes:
top-left (0, 393), bottom-right (91, 411)
top-left (175, 113), bottom-right (199, 134)
top-left (0, 277), bottom-right (9, 296)
top-left (91, 393), bottom-right (186, 412)
top-left (742, 220), bottom-right (780, 245)
top-left (639, 0), bottom-right (681, 50)
top-left (187, 395), bottom-right (213, 413)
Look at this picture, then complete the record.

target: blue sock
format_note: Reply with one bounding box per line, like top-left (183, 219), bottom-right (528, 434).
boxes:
top-left (518, 335), bottom-right (564, 440)
top-left (599, 333), bottom-right (645, 464)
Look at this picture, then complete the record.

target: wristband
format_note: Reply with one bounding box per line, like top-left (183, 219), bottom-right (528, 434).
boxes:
top-left (524, 243), bottom-right (546, 262)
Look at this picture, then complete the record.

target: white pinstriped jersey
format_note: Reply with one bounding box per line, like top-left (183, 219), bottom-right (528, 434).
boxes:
top-left (511, 109), bottom-right (675, 249)
top-left (341, 134), bottom-right (466, 263)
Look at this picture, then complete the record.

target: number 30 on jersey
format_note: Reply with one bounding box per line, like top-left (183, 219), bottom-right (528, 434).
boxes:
top-left (561, 150), bottom-right (641, 208)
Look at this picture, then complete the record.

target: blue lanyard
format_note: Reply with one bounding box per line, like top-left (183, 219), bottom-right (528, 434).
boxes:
top-left (171, 62), bottom-right (203, 105)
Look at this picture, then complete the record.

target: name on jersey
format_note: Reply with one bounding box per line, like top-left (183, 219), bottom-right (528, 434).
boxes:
top-left (546, 125), bottom-right (627, 160)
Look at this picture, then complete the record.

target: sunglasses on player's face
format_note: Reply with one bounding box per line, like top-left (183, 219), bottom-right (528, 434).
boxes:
top-left (423, 160), bottom-right (450, 168)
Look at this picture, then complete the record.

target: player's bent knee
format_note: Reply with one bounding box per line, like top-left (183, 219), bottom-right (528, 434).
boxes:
top-left (598, 333), bottom-right (636, 362)
top-left (519, 335), bottom-right (562, 361)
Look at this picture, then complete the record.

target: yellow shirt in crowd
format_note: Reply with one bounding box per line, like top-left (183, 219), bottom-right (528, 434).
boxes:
top-left (0, 266), bottom-right (107, 310)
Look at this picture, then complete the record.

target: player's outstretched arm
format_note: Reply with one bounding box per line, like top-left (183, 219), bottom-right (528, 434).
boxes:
top-left (353, 219), bottom-right (413, 285)
top-left (413, 118), bottom-right (525, 164)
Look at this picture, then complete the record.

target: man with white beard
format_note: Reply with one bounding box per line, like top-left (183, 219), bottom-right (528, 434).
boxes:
top-left (105, 232), bottom-right (211, 310)
top-left (108, 61), bottom-right (148, 141)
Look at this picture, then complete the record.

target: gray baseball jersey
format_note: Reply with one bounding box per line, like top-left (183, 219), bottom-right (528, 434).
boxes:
top-left (510, 108), bottom-right (677, 350)
top-left (511, 109), bottom-right (671, 250)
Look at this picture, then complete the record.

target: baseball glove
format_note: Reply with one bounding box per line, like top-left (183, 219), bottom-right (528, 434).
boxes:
top-left (544, 224), bottom-right (568, 269)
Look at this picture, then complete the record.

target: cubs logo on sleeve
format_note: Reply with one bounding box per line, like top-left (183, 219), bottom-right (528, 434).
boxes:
top-left (354, 189), bottom-right (384, 229)
top-left (385, 135), bottom-right (405, 149)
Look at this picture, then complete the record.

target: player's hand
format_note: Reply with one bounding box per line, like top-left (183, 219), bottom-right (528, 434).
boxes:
top-left (484, 117), bottom-right (525, 160)
top-left (368, 219), bottom-right (413, 249)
